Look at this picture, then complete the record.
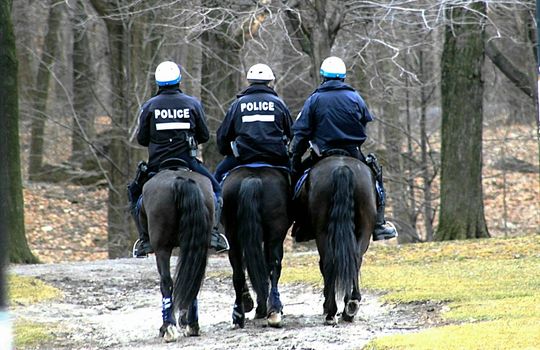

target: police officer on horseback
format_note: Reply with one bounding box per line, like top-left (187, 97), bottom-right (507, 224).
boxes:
top-left (290, 56), bottom-right (397, 241)
top-left (214, 63), bottom-right (293, 182)
top-left (128, 61), bottom-right (229, 257)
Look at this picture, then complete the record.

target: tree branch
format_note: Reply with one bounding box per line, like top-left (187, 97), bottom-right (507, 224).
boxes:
top-left (485, 39), bottom-right (533, 99)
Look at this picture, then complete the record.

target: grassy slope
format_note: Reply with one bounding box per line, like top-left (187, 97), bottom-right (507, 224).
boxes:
top-left (9, 275), bottom-right (62, 348)
top-left (281, 235), bottom-right (540, 350)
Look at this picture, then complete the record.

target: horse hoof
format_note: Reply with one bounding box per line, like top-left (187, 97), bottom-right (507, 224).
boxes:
top-left (162, 324), bottom-right (179, 343)
top-left (232, 306), bottom-right (245, 328)
top-left (344, 300), bottom-right (360, 321)
top-left (242, 291), bottom-right (254, 313)
top-left (267, 312), bottom-right (282, 328)
top-left (325, 315), bottom-right (338, 326)
top-left (184, 323), bottom-right (200, 337)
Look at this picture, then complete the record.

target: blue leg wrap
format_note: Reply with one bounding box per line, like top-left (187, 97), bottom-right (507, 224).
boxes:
top-left (270, 287), bottom-right (282, 312)
top-left (162, 297), bottom-right (175, 325)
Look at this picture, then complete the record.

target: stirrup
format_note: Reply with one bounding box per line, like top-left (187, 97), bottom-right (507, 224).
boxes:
top-left (132, 239), bottom-right (153, 258)
top-left (211, 232), bottom-right (229, 253)
top-left (373, 221), bottom-right (398, 241)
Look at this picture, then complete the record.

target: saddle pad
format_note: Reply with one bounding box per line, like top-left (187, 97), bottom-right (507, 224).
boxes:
top-left (293, 168), bottom-right (311, 200)
top-left (221, 162), bottom-right (290, 184)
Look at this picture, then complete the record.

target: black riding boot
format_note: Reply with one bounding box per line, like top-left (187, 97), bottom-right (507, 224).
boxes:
top-left (130, 200), bottom-right (154, 257)
top-left (128, 161), bottom-right (154, 257)
top-left (373, 201), bottom-right (397, 241)
top-left (366, 154), bottom-right (398, 241)
top-left (210, 196), bottom-right (229, 253)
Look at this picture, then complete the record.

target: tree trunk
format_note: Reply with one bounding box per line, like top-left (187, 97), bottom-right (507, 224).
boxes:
top-left (383, 90), bottom-right (420, 243)
top-left (70, 1), bottom-right (96, 164)
top-left (28, 0), bottom-right (64, 180)
top-left (200, 22), bottom-right (242, 171)
top-left (437, 3), bottom-right (489, 241)
top-left (0, 0), bottom-right (38, 264)
top-left (419, 50), bottom-right (435, 241)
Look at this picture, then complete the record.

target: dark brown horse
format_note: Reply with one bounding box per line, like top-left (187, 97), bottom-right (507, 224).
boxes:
top-left (295, 155), bottom-right (375, 324)
top-left (140, 168), bottom-right (213, 341)
top-left (221, 166), bottom-right (291, 328)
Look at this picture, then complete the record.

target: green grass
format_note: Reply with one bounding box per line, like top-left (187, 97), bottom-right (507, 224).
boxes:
top-left (9, 275), bottom-right (62, 348)
top-left (9, 275), bottom-right (62, 305)
top-left (365, 318), bottom-right (540, 350)
top-left (280, 235), bottom-right (540, 350)
top-left (14, 320), bottom-right (56, 348)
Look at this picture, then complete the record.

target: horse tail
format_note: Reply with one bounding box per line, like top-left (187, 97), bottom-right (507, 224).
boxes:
top-left (172, 176), bottom-right (210, 312)
top-left (237, 177), bottom-right (268, 300)
top-left (324, 166), bottom-right (358, 303)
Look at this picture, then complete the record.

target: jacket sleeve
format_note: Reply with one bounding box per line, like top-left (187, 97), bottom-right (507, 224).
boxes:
top-left (281, 101), bottom-right (293, 140)
top-left (193, 100), bottom-right (210, 144)
top-left (216, 103), bottom-right (237, 156)
top-left (357, 94), bottom-right (374, 126)
top-left (290, 96), bottom-right (313, 157)
top-left (136, 102), bottom-right (151, 147)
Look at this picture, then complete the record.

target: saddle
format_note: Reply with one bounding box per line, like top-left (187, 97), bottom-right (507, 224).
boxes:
top-left (159, 158), bottom-right (190, 172)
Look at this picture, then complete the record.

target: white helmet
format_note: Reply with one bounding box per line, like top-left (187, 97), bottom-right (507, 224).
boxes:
top-left (246, 63), bottom-right (275, 82)
top-left (320, 56), bottom-right (346, 79)
top-left (155, 61), bottom-right (181, 86)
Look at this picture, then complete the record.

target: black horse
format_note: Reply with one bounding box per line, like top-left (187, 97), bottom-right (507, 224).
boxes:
top-left (295, 155), bottom-right (375, 325)
top-left (139, 167), bottom-right (213, 341)
top-left (221, 166), bottom-right (291, 328)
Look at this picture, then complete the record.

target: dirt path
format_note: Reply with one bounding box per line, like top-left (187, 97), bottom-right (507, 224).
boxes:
top-left (11, 252), bottom-right (430, 350)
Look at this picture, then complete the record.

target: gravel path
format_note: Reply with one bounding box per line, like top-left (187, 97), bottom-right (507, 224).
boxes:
top-left (10, 252), bottom-right (429, 350)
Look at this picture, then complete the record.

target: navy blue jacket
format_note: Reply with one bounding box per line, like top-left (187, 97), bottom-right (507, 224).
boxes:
top-left (291, 80), bottom-right (373, 157)
top-left (137, 88), bottom-right (209, 171)
top-left (216, 84), bottom-right (293, 164)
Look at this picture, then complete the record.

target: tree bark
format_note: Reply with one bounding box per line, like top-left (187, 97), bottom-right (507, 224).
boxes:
top-left (70, 1), bottom-right (96, 164)
top-left (0, 0), bottom-right (38, 263)
top-left (28, 0), bottom-right (64, 180)
top-left (437, 3), bottom-right (489, 240)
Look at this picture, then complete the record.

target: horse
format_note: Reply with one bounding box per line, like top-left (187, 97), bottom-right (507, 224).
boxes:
top-left (139, 163), bottom-right (213, 342)
top-left (295, 155), bottom-right (375, 325)
top-left (221, 166), bottom-right (292, 328)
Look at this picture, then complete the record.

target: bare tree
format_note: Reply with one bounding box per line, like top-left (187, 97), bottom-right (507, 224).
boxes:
top-left (438, 2), bottom-right (489, 240)
top-left (70, 0), bottom-right (96, 165)
top-left (0, 0), bottom-right (37, 263)
top-left (28, 0), bottom-right (65, 180)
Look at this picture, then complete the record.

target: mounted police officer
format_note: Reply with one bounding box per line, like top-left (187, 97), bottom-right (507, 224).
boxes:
top-left (290, 56), bottom-right (397, 241)
top-left (128, 61), bottom-right (229, 257)
top-left (214, 64), bottom-right (293, 182)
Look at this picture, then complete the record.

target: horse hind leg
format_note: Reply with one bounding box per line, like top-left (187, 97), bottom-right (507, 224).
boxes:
top-left (266, 286), bottom-right (282, 328)
top-left (229, 243), bottom-right (248, 328)
top-left (342, 262), bottom-right (362, 323)
top-left (181, 299), bottom-right (200, 337)
top-left (241, 284), bottom-right (254, 313)
top-left (266, 238), bottom-right (285, 328)
top-left (156, 250), bottom-right (180, 342)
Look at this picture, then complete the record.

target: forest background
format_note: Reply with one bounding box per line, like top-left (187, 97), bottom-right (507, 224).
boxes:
top-left (5, 0), bottom-right (540, 263)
